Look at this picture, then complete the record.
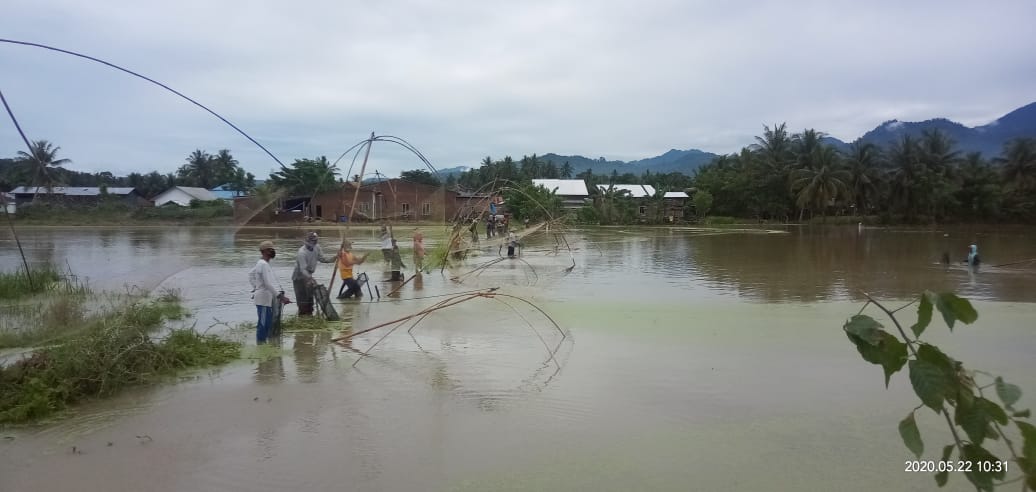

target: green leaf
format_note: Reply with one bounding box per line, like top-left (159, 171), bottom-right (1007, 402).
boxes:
top-left (986, 399), bottom-right (1009, 425)
top-left (1013, 409), bottom-right (1031, 418)
top-left (909, 344), bottom-right (958, 412)
top-left (955, 397), bottom-right (1007, 445)
top-left (911, 292), bottom-right (934, 338)
top-left (933, 470), bottom-right (948, 487)
top-left (984, 424), bottom-right (998, 440)
top-left (934, 444), bottom-right (954, 487)
top-left (933, 292), bottom-right (978, 331)
top-left (1018, 421), bottom-right (1036, 459)
top-left (961, 444), bottom-right (1004, 491)
top-left (844, 315), bottom-right (883, 345)
top-left (956, 397), bottom-right (991, 445)
top-left (910, 359), bottom-right (950, 412)
top-left (994, 377), bottom-right (1022, 409)
top-left (846, 329), bottom-right (908, 387)
top-left (898, 412), bottom-right (924, 458)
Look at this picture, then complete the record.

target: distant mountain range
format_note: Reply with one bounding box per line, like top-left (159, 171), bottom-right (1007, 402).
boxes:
top-left (435, 101), bottom-right (1036, 178)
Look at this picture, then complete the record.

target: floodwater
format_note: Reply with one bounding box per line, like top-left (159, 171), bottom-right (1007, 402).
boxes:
top-left (1, 224), bottom-right (1035, 491)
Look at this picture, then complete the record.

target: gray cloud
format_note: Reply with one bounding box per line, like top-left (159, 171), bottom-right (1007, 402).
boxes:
top-left (2, 0), bottom-right (1034, 179)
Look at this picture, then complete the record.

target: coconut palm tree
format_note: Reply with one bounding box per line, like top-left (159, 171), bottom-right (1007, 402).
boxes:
top-left (996, 137), bottom-right (1036, 190)
top-left (844, 142), bottom-right (885, 215)
top-left (752, 123), bottom-right (794, 171)
top-left (211, 149), bottom-right (239, 188)
top-left (177, 149), bottom-right (215, 189)
top-left (560, 161), bottom-right (573, 179)
top-left (955, 152), bottom-right (1001, 219)
top-left (790, 145), bottom-right (849, 221)
top-left (16, 140), bottom-right (71, 201)
top-left (887, 135), bottom-right (923, 220)
top-left (594, 184), bottom-right (632, 224)
top-left (791, 129), bottom-right (826, 172)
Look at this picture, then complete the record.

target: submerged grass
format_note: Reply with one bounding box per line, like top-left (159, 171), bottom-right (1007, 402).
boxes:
top-left (0, 298), bottom-right (240, 424)
top-left (0, 265), bottom-right (62, 300)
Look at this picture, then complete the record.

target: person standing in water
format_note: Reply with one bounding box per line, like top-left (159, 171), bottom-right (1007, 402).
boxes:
top-left (292, 232), bottom-right (335, 316)
top-left (967, 244), bottom-right (981, 268)
top-left (413, 229), bottom-right (426, 273)
top-left (336, 240), bottom-right (368, 299)
top-left (249, 240), bottom-right (291, 344)
top-left (389, 238), bottom-right (407, 281)
top-left (506, 232), bottom-right (520, 258)
top-left (379, 223), bottom-right (394, 266)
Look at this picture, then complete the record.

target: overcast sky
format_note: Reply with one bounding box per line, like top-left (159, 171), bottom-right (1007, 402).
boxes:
top-left (2, 0), bottom-right (1034, 180)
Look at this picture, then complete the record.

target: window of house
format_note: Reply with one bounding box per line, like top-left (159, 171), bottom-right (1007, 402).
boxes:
top-left (422, 202), bottom-right (431, 215)
top-left (639, 205), bottom-right (647, 215)
top-left (401, 202), bottom-right (411, 215)
top-left (360, 202), bottom-right (370, 212)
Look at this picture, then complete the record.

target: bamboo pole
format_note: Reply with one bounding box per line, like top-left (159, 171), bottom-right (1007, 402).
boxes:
top-left (328, 132), bottom-right (375, 295)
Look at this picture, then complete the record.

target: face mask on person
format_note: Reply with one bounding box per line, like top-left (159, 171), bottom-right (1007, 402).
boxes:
top-left (266, 249), bottom-right (276, 259)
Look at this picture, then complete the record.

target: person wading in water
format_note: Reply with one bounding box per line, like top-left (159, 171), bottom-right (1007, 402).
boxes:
top-left (379, 223), bottom-right (394, 267)
top-left (413, 229), bottom-right (426, 274)
top-left (292, 232), bottom-right (335, 316)
top-left (336, 240), bottom-right (368, 299)
top-left (249, 240), bottom-right (291, 344)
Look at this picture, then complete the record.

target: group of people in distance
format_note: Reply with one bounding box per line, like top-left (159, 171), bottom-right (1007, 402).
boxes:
top-left (247, 225), bottom-right (427, 344)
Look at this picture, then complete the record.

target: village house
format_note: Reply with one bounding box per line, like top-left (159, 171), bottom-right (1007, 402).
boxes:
top-left (8, 186), bottom-right (150, 207)
top-left (455, 191), bottom-right (506, 219)
top-left (1, 192), bottom-right (15, 214)
top-left (152, 186), bottom-right (220, 206)
top-left (663, 191), bottom-right (690, 221)
top-left (597, 184), bottom-right (657, 218)
top-left (531, 179), bottom-right (590, 211)
top-left (308, 179), bottom-right (459, 223)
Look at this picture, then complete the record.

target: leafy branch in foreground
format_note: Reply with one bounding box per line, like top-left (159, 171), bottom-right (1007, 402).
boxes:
top-left (845, 291), bottom-right (1035, 491)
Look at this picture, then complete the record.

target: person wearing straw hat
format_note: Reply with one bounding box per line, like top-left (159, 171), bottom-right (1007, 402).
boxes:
top-left (336, 239), bottom-right (368, 299)
top-left (249, 240), bottom-right (290, 344)
top-left (292, 231), bottom-right (335, 316)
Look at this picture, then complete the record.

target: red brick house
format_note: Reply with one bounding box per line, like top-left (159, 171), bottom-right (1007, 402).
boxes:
top-left (309, 180), bottom-right (459, 223)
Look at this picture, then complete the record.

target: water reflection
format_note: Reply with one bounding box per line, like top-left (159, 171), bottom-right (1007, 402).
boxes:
top-left (255, 353), bottom-right (286, 384)
top-left (2, 224), bottom-right (1035, 308)
top-left (570, 225), bottom-right (1036, 303)
top-left (292, 331), bottom-right (330, 383)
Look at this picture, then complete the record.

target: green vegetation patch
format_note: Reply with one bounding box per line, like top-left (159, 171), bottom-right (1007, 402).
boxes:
top-left (0, 265), bottom-right (62, 300)
top-left (0, 298), bottom-right (240, 424)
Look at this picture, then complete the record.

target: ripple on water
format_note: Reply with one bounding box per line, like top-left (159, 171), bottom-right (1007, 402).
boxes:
top-left (26, 386), bottom-right (166, 449)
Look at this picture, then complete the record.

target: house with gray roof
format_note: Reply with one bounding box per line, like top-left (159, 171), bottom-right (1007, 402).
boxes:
top-left (152, 186), bottom-right (220, 207)
top-left (531, 179), bottom-right (590, 210)
top-left (8, 186), bottom-right (149, 207)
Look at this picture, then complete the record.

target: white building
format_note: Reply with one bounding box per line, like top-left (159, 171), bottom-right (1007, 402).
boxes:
top-left (596, 184), bottom-right (657, 198)
top-left (531, 179), bottom-right (590, 210)
top-left (152, 186), bottom-right (220, 206)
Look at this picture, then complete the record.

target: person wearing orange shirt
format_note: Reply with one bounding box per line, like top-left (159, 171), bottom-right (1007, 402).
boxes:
top-left (336, 240), bottom-right (368, 299)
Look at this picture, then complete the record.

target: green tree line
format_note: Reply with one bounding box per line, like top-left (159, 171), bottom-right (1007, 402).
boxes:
top-left (0, 142), bottom-right (258, 199)
top-left (693, 125), bottom-right (1036, 223)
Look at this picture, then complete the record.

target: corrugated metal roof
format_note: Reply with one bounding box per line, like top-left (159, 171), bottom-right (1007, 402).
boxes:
top-left (173, 187), bottom-right (220, 201)
top-left (531, 179), bottom-right (588, 196)
top-left (9, 186), bottom-right (137, 196)
top-left (596, 184), bottom-right (656, 198)
top-left (664, 191), bottom-right (689, 198)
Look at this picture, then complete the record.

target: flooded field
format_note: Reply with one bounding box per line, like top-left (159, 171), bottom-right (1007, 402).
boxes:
top-left (2, 224), bottom-right (1035, 491)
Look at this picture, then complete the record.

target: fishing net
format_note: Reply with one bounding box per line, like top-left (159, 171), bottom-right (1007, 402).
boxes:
top-left (0, 39), bottom-right (579, 376)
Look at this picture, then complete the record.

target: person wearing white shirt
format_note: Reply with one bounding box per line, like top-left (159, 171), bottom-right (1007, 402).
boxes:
top-left (249, 240), bottom-right (291, 344)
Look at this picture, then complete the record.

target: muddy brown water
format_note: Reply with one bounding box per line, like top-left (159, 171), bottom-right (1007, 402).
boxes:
top-left (1, 225), bottom-right (1035, 491)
